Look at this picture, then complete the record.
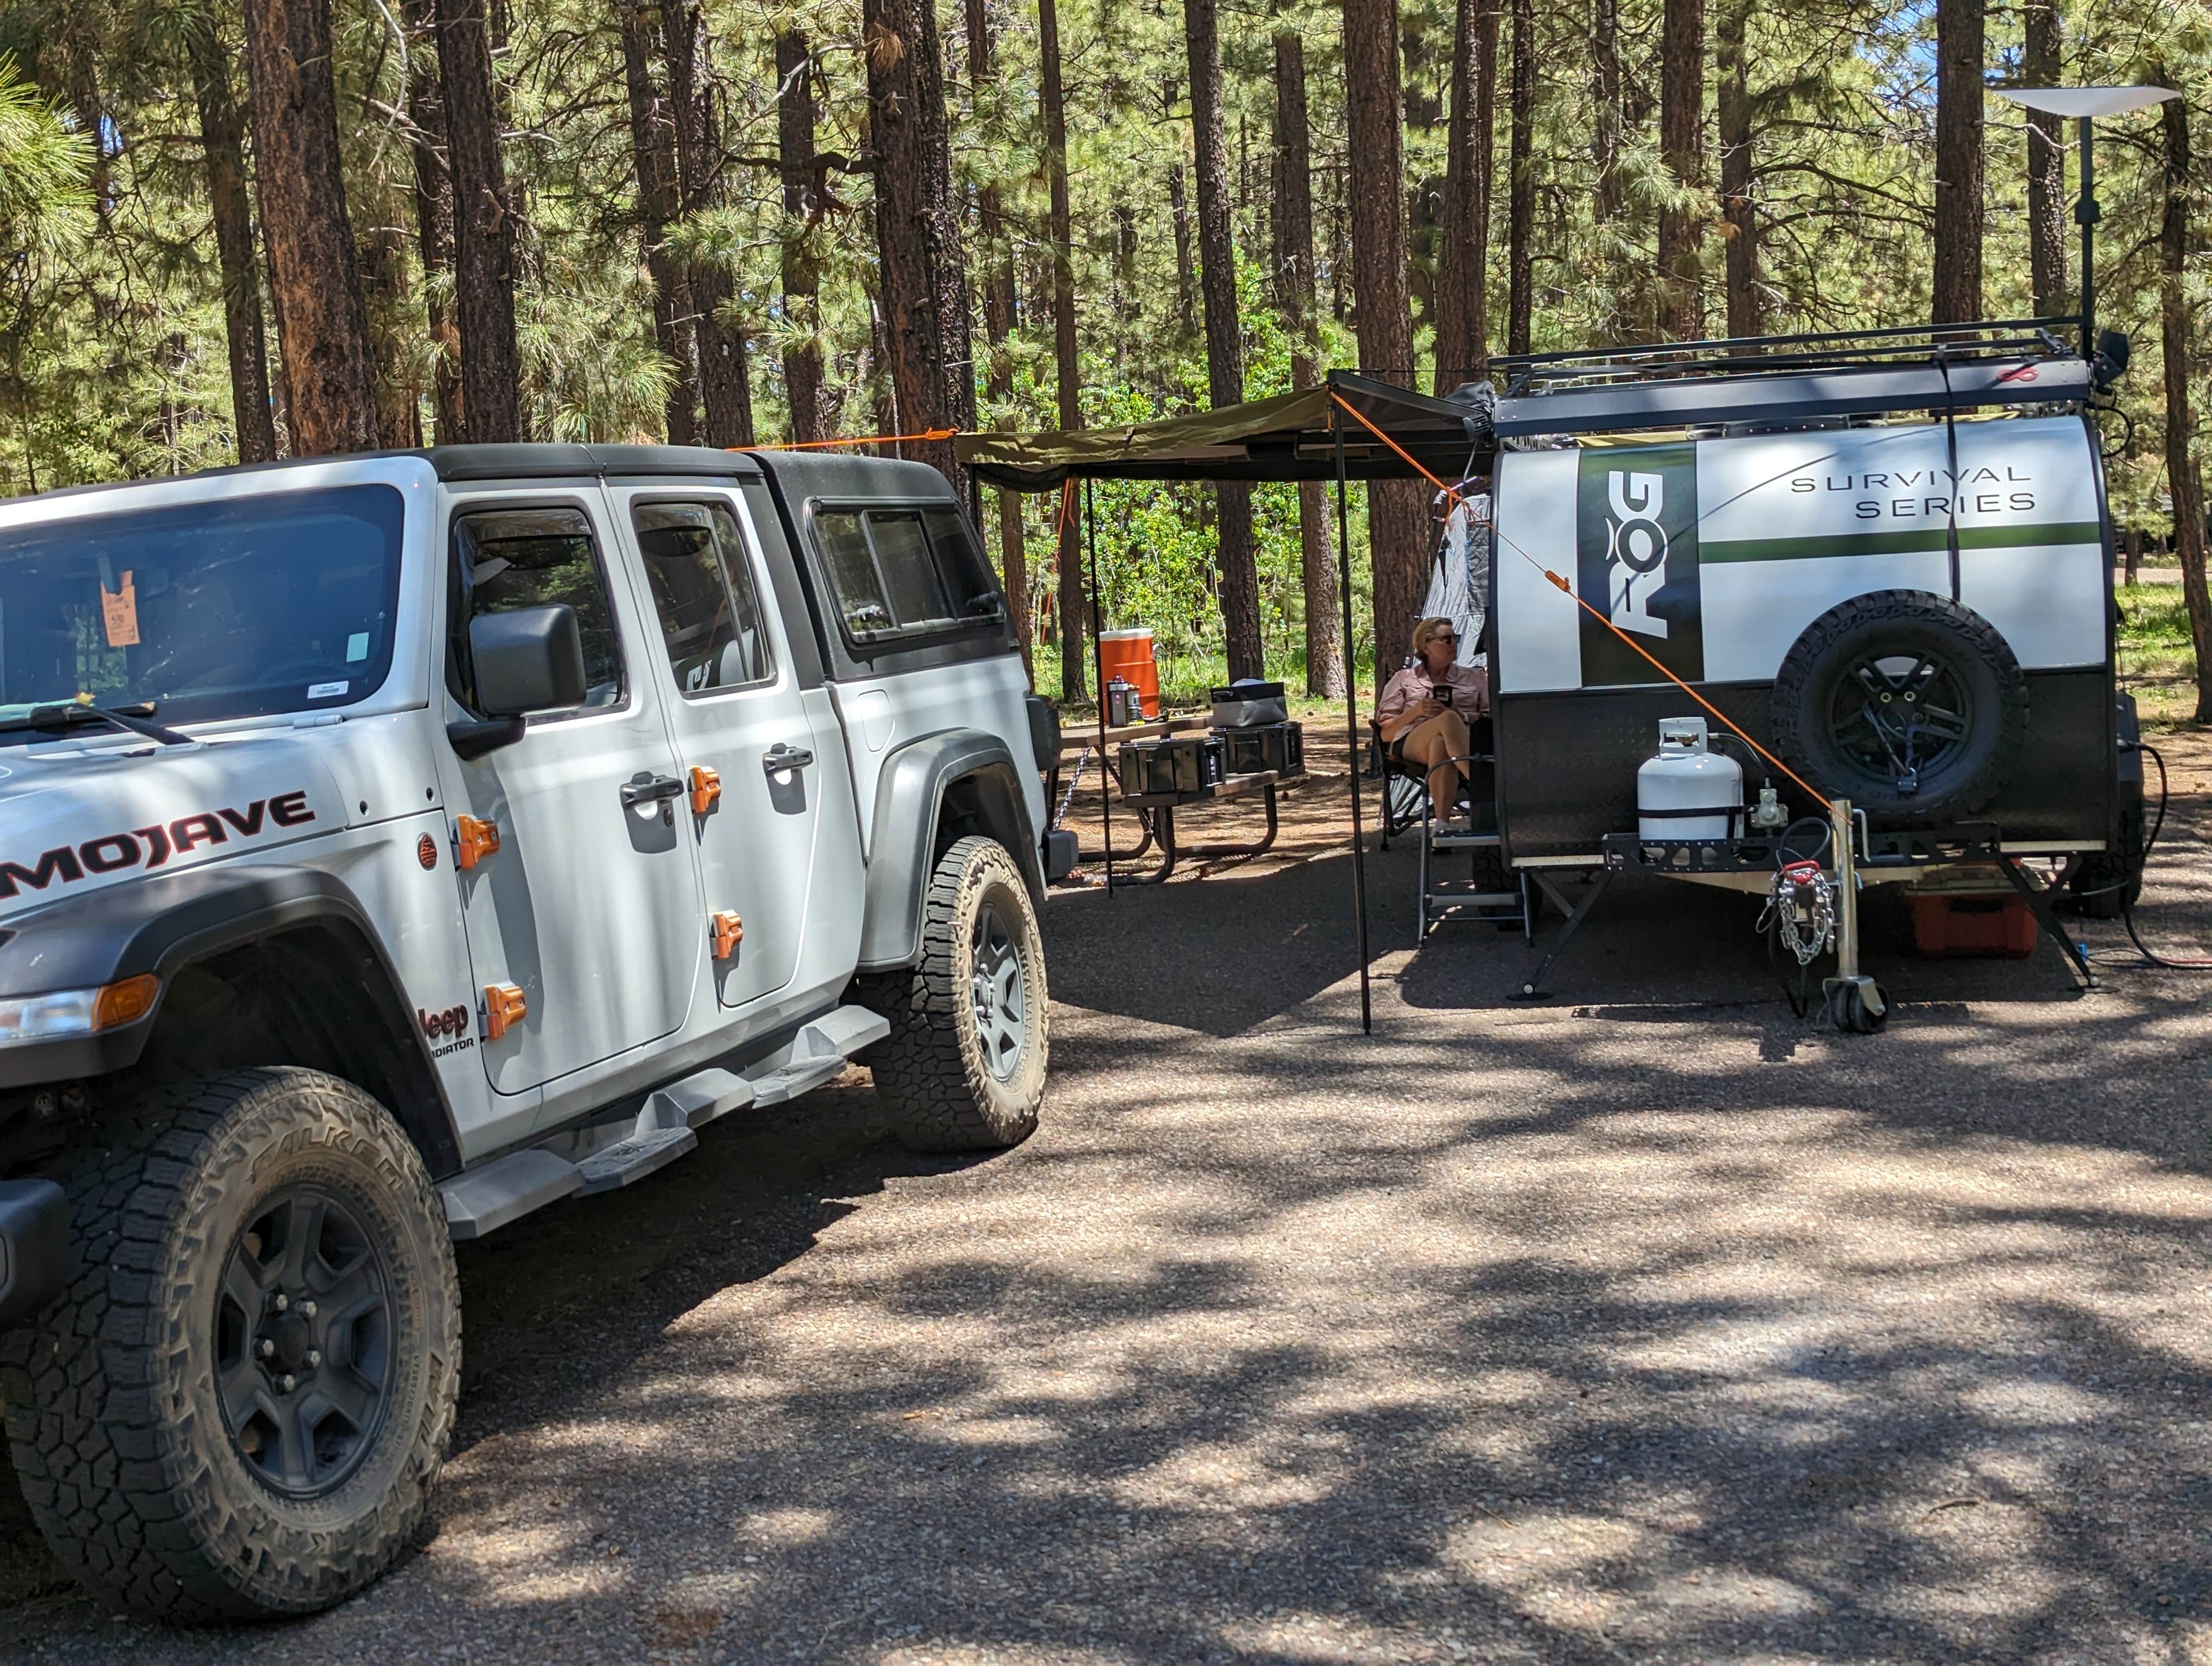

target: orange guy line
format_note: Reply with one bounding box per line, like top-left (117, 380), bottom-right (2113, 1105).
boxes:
top-left (1327, 390), bottom-right (1830, 811)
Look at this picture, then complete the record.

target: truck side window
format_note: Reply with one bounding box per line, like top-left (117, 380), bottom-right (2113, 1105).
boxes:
top-left (448, 507), bottom-right (625, 714)
top-left (864, 510), bottom-right (955, 630)
top-left (811, 503), bottom-right (1000, 640)
top-left (812, 510), bottom-right (894, 637)
top-left (922, 506), bottom-right (1005, 618)
top-left (633, 500), bottom-right (776, 693)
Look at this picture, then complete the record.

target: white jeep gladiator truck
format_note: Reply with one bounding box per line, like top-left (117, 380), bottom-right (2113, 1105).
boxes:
top-left (0, 442), bottom-right (1073, 1618)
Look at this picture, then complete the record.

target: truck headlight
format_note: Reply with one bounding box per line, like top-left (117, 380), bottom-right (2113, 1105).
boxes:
top-left (0, 975), bottom-right (160, 1046)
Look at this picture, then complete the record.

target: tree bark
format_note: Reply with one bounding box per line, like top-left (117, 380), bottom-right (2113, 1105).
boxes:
top-left (1656, 0), bottom-right (1703, 341)
top-left (1185, 0), bottom-right (1263, 680)
top-left (965, 0), bottom-right (1028, 675)
top-left (1931, 0), bottom-right (1984, 325)
top-left (1433, 0), bottom-right (1495, 391)
top-left (1039, 0), bottom-right (1084, 699)
top-left (358, 222), bottom-right (417, 447)
top-left (623, 0), bottom-right (700, 445)
top-left (2159, 88), bottom-right (2211, 720)
top-left (1506, 0), bottom-right (1533, 355)
top-left (776, 30), bottom-right (824, 445)
top-left (1274, 30), bottom-right (1345, 698)
top-left (1344, 0), bottom-right (1430, 691)
top-left (864, 0), bottom-right (972, 484)
top-left (239, 0), bottom-right (380, 456)
top-left (1168, 159), bottom-right (1198, 338)
top-left (185, 21), bottom-right (276, 463)
top-left (401, 0), bottom-right (465, 444)
top-left (667, 0), bottom-right (754, 446)
top-left (1591, 0), bottom-right (1621, 225)
top-left (2022, 0), bottom-right (2065, 317)
top-left (435, 0), bottom-right (520, 441)
top-left (1715, 0), bottom-right (1757, 338)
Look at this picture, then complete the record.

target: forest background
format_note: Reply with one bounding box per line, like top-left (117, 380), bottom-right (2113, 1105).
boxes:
top-left (0, 0), bottom-right (2207, 710)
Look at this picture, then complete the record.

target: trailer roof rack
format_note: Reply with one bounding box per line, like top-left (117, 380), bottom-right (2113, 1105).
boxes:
top-left (1488, 318), bottom-right (2092, 440)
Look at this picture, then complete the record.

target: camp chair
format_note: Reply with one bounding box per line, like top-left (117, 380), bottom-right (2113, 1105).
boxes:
top-left (1370, 717), bottom-right (1433, 849)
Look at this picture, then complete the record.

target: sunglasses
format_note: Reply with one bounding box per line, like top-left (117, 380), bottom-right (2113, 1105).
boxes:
top-left (1432, 632), bottom-right (1459, 643)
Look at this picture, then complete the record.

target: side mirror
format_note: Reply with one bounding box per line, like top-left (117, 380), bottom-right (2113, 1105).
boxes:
top-left (448, 605), bottom-right (587, 761)
top-left (472, 605), bottom-right (587, 716)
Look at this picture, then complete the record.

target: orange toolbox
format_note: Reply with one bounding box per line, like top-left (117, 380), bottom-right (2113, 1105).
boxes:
top-left (1908, 893), bottom-right (2038, 959)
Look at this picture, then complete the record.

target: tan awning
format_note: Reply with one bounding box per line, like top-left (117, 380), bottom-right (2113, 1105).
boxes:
top-left (956, 373), bottom-right (1491, 490)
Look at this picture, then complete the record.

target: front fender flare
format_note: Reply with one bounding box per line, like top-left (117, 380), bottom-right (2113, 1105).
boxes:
top-left (858, 730), bottom-right (1044, 971)
top-left (0, 865), bottom-right (464, 1175)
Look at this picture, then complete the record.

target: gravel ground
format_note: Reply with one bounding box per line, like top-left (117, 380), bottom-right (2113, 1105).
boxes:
top-left (3, 735), bottom-right (2209, 1665)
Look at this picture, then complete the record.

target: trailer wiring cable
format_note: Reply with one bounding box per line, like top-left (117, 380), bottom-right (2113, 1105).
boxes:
top-left (2068, 739), bottom-right (2212, 971)
top-left (1328, 391), bottom-right (1836, 816)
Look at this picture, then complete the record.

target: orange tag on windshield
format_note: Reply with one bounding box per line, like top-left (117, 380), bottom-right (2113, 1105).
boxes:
top-left (100, 571), bottom-right (139, 647)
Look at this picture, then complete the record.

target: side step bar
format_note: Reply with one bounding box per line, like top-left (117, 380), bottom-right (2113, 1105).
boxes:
top-left (441, 1004), bottom-right (890, 1240)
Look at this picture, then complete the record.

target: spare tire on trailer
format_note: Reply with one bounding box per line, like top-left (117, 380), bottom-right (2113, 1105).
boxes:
top-left (1770, 591), bottom-right (2028, 819)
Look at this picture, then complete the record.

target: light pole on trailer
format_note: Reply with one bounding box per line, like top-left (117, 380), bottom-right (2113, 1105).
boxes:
top-left (1993, 85), bottom-right (2178, 363)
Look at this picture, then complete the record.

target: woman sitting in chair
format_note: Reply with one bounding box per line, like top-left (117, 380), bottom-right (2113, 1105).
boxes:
top-left (1376, 616), bottom-right (1490, 814)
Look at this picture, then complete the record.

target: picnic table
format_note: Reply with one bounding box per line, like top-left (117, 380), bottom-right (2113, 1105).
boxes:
top-left (1113, 768), bottom-right (1287, 883)
top-left (1051, 711), bottom-right (1302, 882)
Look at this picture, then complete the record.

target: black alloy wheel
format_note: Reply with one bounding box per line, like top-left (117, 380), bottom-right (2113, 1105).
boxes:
top-left (1771, 591), bottom-right (2028, 819)
top-left (1825, 647), bottom-right (1977, 800)
top-left (215, 1184), bottom-right (394, 1498)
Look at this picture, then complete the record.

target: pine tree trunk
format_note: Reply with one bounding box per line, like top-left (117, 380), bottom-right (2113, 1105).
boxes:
top-left (1591, 0), bottom-right (1621, 229)
top-left (359, 224), bottom-right (417, 447)
top-left (1344, 0), bottom-right (1430, 693)
top-left (864, 0), bottom-right (971, 484)
top-left (1656, 0), bottom-right (1703, 341)
top-left (1168, 160), bottom-right (1197, 338)
top-left (1931, 0), bottom-right (1984, 325)
top-left (239, 0), bottom-right (380, 456)
top-left (1185, 0), bottom-right (1262, 680)
top-left (966, 0), bottom-right (1028, 674)
top-left (185, 22), bottom-right (276, 463)
top-left (667, 0), bottom-right (753, 446)
top-left (436, 0), bottom-right (521, 441)
top-left (401, 0), bottom-right (464, 444)
top-left (1715, 0), bottom-right (1757, 339)
top-left (2022, 0), bottom-right (2065, 317)
top-left (622, 0), bottom-right (700, 446)
top-left (776, 30), bottom-right (824, 445)
top-left (1506, 0), bottom-right (1533, 355)
top-left (2159, 89), bottom-right (2211, 720)
top-left (1039, 0), bottom-right (1085, 699)
top-left (1274, 29), bottom-right (1344, 699)
top-left (1433, 0), bottom-right (1493, 392)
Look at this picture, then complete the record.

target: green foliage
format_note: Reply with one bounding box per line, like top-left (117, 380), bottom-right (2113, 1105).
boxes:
top-left (0, 0), bottom-right (2205, 700)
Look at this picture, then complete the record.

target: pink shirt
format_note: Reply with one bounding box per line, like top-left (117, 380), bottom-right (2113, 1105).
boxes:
top-left (1377, 659), bottom-right (1489, 734)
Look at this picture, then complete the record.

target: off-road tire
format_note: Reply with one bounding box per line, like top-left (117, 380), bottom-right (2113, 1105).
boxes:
top-left (2066, 801), bottom-right (2145, 919)
top-left (856, 835), bottom-right (1049, 1152)
top-left (0, 1068), bottom-right (460, 1619)
top-left (1771, 591), bottom-right (2028, 820)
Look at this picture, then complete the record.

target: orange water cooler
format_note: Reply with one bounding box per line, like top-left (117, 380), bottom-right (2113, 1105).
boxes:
top-left (1097, 629), bottom-right (1159, 720)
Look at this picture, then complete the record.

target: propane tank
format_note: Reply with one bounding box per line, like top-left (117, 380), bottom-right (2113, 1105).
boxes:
top-left (1637, 717), bottom-right (1743, 841)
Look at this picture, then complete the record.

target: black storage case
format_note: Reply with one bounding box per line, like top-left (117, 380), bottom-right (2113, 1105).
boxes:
top-left (1219, 721), bottom-right (1304, 778)
top-left (1121, 735), bottom-right (1226, 796)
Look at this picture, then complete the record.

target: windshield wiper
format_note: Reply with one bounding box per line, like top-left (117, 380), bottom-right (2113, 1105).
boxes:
top-left (0, 701), bottom-right (192, 746)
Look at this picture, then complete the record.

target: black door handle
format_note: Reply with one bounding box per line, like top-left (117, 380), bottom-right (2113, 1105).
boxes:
top-left (763, 743), bottom-right (814, 773)
top-left (621, 773), bottom-right (686, 808)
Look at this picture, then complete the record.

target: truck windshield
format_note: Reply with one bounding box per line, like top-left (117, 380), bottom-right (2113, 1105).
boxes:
top-left (0, 484), bottom-right (406, 734)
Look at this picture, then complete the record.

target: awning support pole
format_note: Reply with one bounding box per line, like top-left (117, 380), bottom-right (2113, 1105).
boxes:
top-left (1084, 477), bottom-right (1115, 895)
top-left (1333, 405), bottom-right (1373, 1034)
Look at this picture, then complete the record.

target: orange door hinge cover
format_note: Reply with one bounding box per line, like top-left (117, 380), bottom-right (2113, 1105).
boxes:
top-left (690, 765), bottom-right (722, 815)
top-left (710, 910), bottom-right (744, 959)
top-left (481, 983), bottom-right (527, 1040)
top-left (455, 815), bottom-right (501, 869)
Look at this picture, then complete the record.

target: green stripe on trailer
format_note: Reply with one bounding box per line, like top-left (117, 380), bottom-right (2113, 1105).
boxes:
top-left (1702, 522), bottom-right (2102, 563)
